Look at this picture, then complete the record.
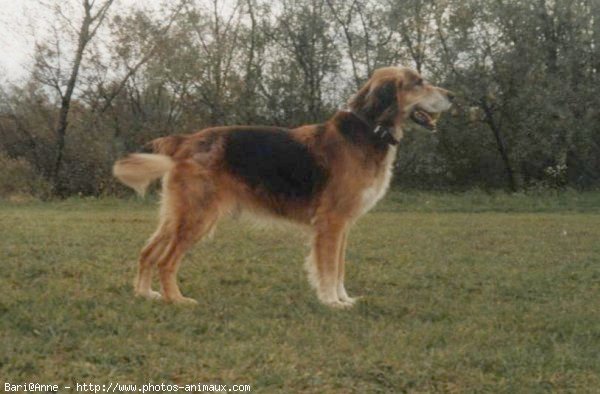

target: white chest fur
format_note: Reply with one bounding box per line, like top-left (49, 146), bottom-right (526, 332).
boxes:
top-left (359, 146), bottom-right (397, 216)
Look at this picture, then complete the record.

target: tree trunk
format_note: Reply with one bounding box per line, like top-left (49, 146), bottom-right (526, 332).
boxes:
top-left (51, 0), bottom-right (114, 194)
top-left (481, 100), bottom-right (519, 192)
top-left (52, 16), bottom-right (90, 192)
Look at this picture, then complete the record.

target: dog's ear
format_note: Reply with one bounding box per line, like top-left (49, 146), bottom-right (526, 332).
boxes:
top-left (367, 80), bottom-right (397, 113)
top-left (366, 79), bottom-right (400, 125)
top-left (349, 78), bottom-right (399, 125)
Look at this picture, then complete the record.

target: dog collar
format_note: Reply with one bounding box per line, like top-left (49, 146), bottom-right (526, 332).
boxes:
top-left (373, 125), bottom-right (399, 146)
top-left (349, 110), bottom-right (399, 146)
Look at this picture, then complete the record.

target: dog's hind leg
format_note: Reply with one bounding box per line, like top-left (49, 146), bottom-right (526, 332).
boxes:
top-left (135, 227), bottom-right (169, 300)
top-left (155, 210), bottom-right (218, 305)
top-left (155, 165), bottom-right (221, 305)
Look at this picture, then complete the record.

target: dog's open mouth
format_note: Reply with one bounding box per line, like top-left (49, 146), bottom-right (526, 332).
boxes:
top-left (410, 108), bottom-right (440, 131)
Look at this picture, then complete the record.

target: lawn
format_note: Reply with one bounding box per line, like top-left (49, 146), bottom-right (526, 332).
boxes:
top-left (1, 191), bottom-right (599, 392)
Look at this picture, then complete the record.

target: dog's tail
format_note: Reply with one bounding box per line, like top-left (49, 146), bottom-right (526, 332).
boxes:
top-left (113, 153), bottom-right (174, 196)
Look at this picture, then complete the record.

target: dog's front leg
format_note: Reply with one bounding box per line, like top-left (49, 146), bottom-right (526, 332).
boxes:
top-left (309, 218), bottom-right (351, 308)
top-left (336, 230), bottom-right (358, 306)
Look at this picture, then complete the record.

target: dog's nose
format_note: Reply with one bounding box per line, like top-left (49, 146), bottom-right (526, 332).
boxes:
top-left (446, 91), bottom-right (456, 102)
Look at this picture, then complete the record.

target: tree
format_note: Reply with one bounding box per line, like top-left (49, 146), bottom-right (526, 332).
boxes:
top-left (268, 0), bottom-right (340, 124)
top-left (32, 0), bottom-right (114, 193)
top-left (2, 0), bottom-right (599, 197)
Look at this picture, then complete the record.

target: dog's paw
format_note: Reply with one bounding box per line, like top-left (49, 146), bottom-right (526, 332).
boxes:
top-left (339, 295), bottom-right (360, 306)
top-left (338, 286), bottom-right (360, 306)
top-left (136, 289), bottom-right (163, 301)
top-left (325, 299), bottom-right (355, 309)
top-left (171, 296), bottom-right (199, 306)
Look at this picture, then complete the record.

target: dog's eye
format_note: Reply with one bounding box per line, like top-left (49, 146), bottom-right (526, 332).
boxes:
top-left (415, 78), bottom-right (424, 86)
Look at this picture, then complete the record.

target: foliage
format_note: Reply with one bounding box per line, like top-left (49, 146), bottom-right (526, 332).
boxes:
top-left (0, 152), bottom-right (51, 199)
top-left (0, 0), bottom-right (599, 196)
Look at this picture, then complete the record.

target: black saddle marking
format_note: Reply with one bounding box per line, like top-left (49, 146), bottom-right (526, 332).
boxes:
top-left (223, 127), bottom-right (328, 200)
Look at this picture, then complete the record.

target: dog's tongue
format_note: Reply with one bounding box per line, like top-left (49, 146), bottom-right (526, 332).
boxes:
top-left (411, 109), bottom-right (437, 130)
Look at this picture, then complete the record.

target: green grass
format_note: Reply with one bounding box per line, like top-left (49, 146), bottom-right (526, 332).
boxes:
top-left (1, 191), bottom-right (599, 392)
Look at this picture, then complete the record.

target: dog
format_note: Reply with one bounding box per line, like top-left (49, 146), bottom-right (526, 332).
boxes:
top-left (113, 66), bottom-right (453, 308)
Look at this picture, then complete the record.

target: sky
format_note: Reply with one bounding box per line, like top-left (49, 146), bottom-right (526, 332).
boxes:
top-left (0, 0), bottom-right (37, 81)
top-left (0, 0), bottom-right (163, 83)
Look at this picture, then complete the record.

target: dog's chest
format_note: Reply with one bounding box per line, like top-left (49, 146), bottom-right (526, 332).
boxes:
top-left (358, 147), bottom-right (397, 216)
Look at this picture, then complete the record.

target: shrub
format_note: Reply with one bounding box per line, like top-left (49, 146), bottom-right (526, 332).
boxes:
top-left (0, 151), bottom-right (51, 199)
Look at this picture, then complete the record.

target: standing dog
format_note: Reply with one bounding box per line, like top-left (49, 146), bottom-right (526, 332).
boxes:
top-left (114, 66), bottom-right (453, 308)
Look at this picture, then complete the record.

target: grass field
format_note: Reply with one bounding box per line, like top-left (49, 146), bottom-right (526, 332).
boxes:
top-left (1, 191), bottom-right (599, 393)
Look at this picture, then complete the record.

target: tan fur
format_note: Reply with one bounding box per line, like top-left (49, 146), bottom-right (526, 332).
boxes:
top-left (113, 153), bottom-right (174, 196)
top-left (113, 66), bottom-right (452, 308)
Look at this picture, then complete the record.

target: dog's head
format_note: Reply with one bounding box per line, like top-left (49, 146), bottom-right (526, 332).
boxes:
top-left (349, 66), bottom-right (454, 131)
